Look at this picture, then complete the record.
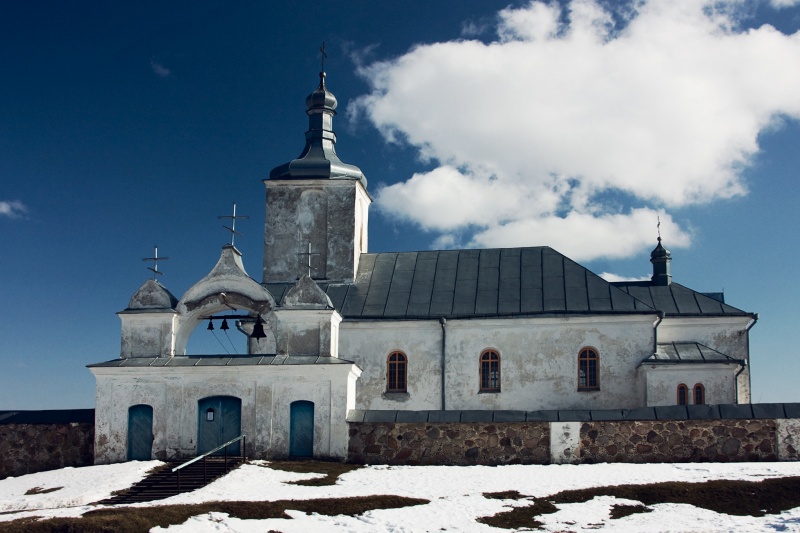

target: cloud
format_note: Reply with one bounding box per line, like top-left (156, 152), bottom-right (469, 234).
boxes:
top-left (0, 200), bottom-right (27, 219)
top-left (150, 60), bottom-right (171, 78)
top-left (353, 0), bottom-right (800, 260)
top-left (770, 0), bottom-right (800, 8)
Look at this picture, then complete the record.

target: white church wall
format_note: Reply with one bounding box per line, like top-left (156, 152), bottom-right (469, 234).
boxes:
top-left (90, 363), bottom-right (360, 464)
top-left (340, 314), bottom-right (657, 412)
top-left (340, 320), bottom-right (443, 410)
top-left (642, 364), bottom-right (738, 406)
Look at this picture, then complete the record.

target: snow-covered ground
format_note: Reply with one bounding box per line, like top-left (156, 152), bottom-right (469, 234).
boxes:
top-left (2, 461), bottom-right (800, 532)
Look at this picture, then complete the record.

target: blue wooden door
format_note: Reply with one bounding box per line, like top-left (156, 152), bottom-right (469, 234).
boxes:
top-left (290, 400), bottom-right (314, 457)
top-left (127, 404), bottom-right (153, 461)
top-left (197, 396), bottom-right (241, 455)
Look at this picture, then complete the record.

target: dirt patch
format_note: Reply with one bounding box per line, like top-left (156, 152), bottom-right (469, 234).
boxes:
top-left (477, 499), bottom-right (559, 529)
top-left (476, 476), bottom-right (800, 529)
top-left (483, 490), bottom-right (530, 500)
top-left (610, 503), bottom-right (652, 519)
top-left (260, 460), bottom-right (364, 486)
top-left (2, 495), bottom-right (429, 533)
top-left (24, 487), bottom-right (62, 495)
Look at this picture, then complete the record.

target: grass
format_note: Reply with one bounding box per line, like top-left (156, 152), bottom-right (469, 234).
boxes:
top-left (2, 495), bottom-right (430, 533)
top-left (259, 459), bottom-right (364, 486)
top-left (476, 476), bottom-right (800, 529)
top-left (24, 487), bottom-right (62, 496)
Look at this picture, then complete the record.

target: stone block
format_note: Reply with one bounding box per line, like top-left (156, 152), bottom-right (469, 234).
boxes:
top-left (461, 411), bottom-right (493, 423)
top-left (558, 410), bottom-right (591, 422)
top-left (364, 410), bottom-right (397, 423)
top-left (752, 403), bottom-right (786, 419)
top-left (346, 409), bottom-right (366, 423)
top-left (654, 405), bottom-right (688, 420)
top-left (687, 404), bottom-right (720, 420)
top-left (493, 411), bottom-right (525, 422)
top-left (784, 404), bottom-right (800, 418)
top-left (428, 411), bottom-right (461, 423)
top-left (622, 407), bottom-right (656, 420)
top-left (719, 404), bottom-right (754, 419)
top-left (526, 410), bottom-right (558, 421)
top-left (396, 411), bottom-right (429, 423)
top-left (590, 409), bottom-right (624, 421)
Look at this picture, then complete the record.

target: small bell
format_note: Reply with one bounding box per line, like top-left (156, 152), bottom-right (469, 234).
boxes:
top-left (206, 319), bottom-right (214, 331)
top-left (220, 318), bottom-right (230, 331)
top-left (250, 315), bottom-right (266, 339)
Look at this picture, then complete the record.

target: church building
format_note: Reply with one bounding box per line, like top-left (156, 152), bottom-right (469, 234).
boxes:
top-left (89, 70), bottom-right (757, 464)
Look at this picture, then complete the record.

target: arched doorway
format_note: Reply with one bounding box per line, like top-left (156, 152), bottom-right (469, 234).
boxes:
top-left (127, 404), bottom-right (153, 461)
top-left (290, 400), bottom-right (314, 457)
top-left (197, 396), bottom-right (242, 455)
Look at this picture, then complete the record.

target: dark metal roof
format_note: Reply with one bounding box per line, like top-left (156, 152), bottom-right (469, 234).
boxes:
top-left (0, 409), bottom-right (94, 425)
top-left (88, 355), bottom-right (355, 368)
top-left (643, 342), bottom-right (744, 365)
top-left (269, 247), bottom-right (656, 319)
top-left (612, 281), bottom-right (750, 316)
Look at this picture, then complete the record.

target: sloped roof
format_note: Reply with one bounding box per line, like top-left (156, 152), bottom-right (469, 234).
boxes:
top-left (612, 281), bottom-right (750, 316)
top-left (268, 247), bottom-right (654, 319)
top-left (88, 355), bottom-right (355, 368)
top-left (642, 342), bottom-right (745, 365)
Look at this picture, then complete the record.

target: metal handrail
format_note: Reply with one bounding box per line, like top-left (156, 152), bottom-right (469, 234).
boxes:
top-left (172, 434), bottom-right (246, 491)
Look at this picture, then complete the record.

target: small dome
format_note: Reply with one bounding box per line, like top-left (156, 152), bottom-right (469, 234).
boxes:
top-left (305, 72), bottom-right (337, 111)
top-left (128, 279), bottom-right (178, 310)
top-left (650, 237), bottom-right (671, 259)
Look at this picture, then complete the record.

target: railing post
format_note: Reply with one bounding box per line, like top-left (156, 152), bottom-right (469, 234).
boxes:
top-left (203, 455), bottom-right (207, 485)
top-left (224, 442), bottom-right (228, 471)
top-left (243, 435), bottom-right (246, 461)
top-left (177, 469), bottom-right (181, 492)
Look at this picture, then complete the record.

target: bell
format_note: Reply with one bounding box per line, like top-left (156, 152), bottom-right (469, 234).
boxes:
top-left (250, 316), bottom-right (266, 339)
top-left (220, 318), bottom-right (230, 331)
top-left (206, 319), bottom-right (214, 331)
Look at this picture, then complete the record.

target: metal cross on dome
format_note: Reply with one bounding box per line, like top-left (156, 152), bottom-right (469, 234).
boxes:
top-left (320, 42), bottom-right (327, 71)
top-left (143, 245), bottom-right (168, 280)
top-left (218, 202), bottom-right (249, 246)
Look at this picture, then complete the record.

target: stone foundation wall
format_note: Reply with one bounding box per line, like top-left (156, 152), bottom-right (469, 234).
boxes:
top-left (348, 422), bottom-right (550, 465)
top-left (0, 423), bottom-right (94, 479)
top-left (578, 419), bottom-right (784, 463)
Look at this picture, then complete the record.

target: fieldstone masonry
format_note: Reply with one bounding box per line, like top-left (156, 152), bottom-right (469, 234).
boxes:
top-left (348, 422), bottom-right (550, 465)
top-left (0, 423), bottom-right (94, 479)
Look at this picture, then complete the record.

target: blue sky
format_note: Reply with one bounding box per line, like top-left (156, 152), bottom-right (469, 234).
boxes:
top-left (2, 0), bottom-right (800, 409)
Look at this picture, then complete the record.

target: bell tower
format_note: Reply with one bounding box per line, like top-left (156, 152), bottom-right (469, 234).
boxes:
top-left (263, 70), bottom-right (371, 283)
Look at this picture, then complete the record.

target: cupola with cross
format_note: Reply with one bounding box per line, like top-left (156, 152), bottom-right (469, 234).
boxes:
top-left (263, 51), bottom-right (371, 284)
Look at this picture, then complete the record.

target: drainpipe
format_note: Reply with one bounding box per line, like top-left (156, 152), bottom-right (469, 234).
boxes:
top-left (439, 317), bottom-right (447, 411)
top-left (652, 312), bottom-right (664, 355)
top-left (735, 313), bottom-right (758, 403)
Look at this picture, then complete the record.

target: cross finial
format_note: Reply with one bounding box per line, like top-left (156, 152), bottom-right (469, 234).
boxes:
top-left (143, 245), bottom-right (168, 280)
top-left (657, 216), bottom-right (662, 242)
top-left (320, 42), bottom-right (327, 72)
top-left (298, 241), bottom-right (320, 278)
top-left (218, 202), bottom-right (249, 246)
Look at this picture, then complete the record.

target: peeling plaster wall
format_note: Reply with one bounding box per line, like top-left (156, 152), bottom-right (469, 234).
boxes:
top-left (643, 365), bottom-right (738, 406)
top-left (91, 364), bottom-right (359, 464)
top-left (263, 180), bottom-right (370, 283)
top-left (340, 315), bottom-right (655, 412)
top-left (776, 418), bottom-right (800, 460)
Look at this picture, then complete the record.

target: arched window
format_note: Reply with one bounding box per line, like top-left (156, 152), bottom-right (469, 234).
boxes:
top-left (578, 348), bottom-right (599, 390)
top-left (480, 350), bottom-right (501, 392)
top-left (677, 384), bottom-right (688, 405)
top-left (694, 383), bottom-right (705, 405)
top-left (386, 352), bottom-right (407, 392)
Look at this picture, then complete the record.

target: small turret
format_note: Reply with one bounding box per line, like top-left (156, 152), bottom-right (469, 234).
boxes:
top-left (650, 237), bottom-right (672, 286)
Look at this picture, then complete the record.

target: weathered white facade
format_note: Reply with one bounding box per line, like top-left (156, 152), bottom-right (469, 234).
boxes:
top-left (90, 70), bottom-right (757, 464)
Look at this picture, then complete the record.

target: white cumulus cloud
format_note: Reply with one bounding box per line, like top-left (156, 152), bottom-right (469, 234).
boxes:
top-left (352, 0), bottom-right (800, 260)
top-left (0, 200), bottom-right (28, 219)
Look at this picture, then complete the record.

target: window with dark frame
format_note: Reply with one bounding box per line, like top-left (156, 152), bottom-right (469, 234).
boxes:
top-left (386, 351), bottom-right (407, 393)
top-left (677, 384), bottom-right (688, 405)
top-left (578, 348), bottom-right (599, 390)
top-left (480, 350), bottom-right (501, 392)
top-left (694, 383), bottom-right (705, 405)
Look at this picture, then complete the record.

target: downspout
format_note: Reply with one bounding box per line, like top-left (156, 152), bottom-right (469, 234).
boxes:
top-left (439, 317), bottom-right (447, 411)
top-left (652, 312), bottom-right (664, 355)
top-left (735, 313), bottom-right (758, 403)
